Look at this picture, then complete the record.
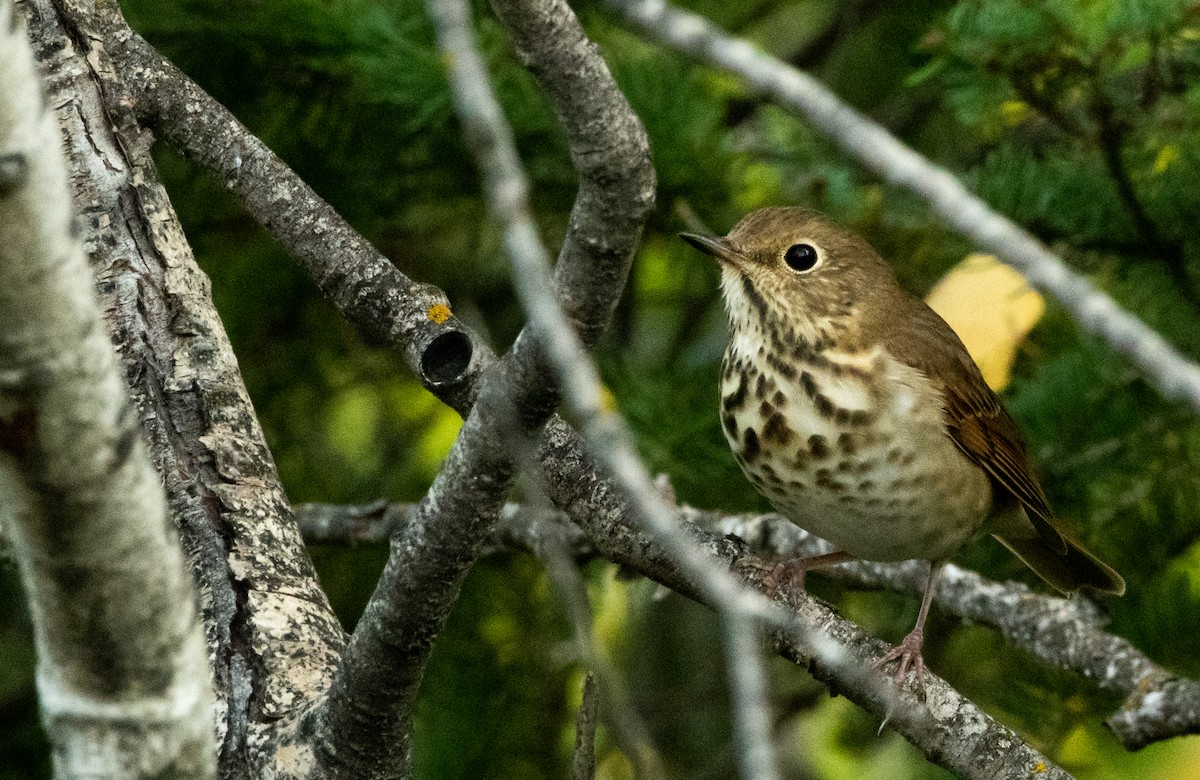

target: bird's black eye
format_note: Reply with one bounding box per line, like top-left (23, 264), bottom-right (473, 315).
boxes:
top-left (784, 243), bottom-right (819, 272)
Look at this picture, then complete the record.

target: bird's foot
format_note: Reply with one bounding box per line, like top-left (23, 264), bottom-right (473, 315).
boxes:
top-left (761, 560), bottom-right (808, 600)
top-left (734, 550), bottom-right (854, 603)
top-left (729, 554), bottom-right (804, 595)
top-left (875, 629), bottom-right (927, 701)
top-left (763, 551), bottom-right (854, 601)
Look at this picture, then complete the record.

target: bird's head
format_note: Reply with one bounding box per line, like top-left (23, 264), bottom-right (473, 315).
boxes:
top-left (681, 207), bottom-right (898, 347)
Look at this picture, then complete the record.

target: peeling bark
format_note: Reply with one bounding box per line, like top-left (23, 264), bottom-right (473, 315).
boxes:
top-left (0, 0), bottom-right (215, 775)
top-left (22, 1), bottom-right (346, 775)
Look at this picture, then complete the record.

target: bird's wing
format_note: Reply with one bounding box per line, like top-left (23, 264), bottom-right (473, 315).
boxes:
top-left (886, 302), bottom-right (1066, 552)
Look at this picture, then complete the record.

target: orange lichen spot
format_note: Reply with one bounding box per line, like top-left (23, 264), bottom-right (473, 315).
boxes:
top-left (427, 304), bottom-right (452, 324)
top-left (1033, 761), bottom-right (1047, 774)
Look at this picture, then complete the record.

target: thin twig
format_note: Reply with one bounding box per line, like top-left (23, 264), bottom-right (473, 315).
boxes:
top-left (572, 672), bottom-right (599, 780)
top-left (297, 500), bottom-right (594, 557)
top-left (606, 0), bottom-right (1200, 414)
top-left (722, 612), bottom-right (780, 780)
top-left (539, 535), bottom-right (665, 780)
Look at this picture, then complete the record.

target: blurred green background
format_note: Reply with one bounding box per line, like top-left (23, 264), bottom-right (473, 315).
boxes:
top-left (5, 0), bottom-right (1200, 776)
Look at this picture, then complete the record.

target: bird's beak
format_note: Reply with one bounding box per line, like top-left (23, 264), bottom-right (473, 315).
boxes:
top-left (679, 232), bottom-right (741, 265)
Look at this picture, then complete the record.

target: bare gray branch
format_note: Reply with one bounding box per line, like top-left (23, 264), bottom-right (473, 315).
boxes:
top-left (307, 0), bottom-right (654, 774)
top-left (572, 672), bottom-right (599, 780)
top-left (96, 20), bottom-right (483, 412)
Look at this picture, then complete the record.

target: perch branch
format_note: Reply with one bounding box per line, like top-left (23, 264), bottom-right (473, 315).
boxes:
top-left (298, 501), bottom-right (1200, 751)
top-left (710, 511), bottom-right (1198, 751)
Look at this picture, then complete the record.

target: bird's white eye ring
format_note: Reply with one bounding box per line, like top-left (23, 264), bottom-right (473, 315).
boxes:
top-left (784, 243), bottom-right (820, 273)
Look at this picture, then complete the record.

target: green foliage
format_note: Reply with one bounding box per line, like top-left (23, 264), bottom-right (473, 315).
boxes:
top-left (8, 0), bottom-right (1200, 777)
top-left (926, 0), bottom-right (1200, 693)
top-left (414, 556), bottom-right (574, 779)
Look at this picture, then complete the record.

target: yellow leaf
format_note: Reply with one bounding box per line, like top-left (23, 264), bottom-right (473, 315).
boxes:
top-left (924, 254), bottom-right (1044, 391)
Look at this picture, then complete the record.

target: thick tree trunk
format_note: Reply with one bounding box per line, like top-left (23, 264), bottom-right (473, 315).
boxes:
top-left (20, 1), bottom-right (345, 775)
top-left (0, 1), bottom-right (215, 776)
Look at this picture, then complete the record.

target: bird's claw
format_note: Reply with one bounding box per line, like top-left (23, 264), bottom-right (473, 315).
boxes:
top-left (729, 556), bottom-right (810, 605)
top-left (762, 561), bottom-right (807, 601)
top-left (874, 629), bottom-right (927, 701)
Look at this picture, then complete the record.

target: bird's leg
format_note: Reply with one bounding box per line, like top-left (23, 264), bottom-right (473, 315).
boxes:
top-left (875, 559), bottom-right (943, 700)
top-left (759, 550), bottom-right (854, 599)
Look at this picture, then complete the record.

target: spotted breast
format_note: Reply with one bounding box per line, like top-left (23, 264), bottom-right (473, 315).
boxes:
top-left (719, 334), bottom-right (994, 563)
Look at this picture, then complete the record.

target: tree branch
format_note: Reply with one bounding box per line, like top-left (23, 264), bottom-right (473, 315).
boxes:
top-left (302, 0), bottom-right (654, 773)
top-left (606, 0), bottom-right (1200, 414)
top-left (298, 501), bottom-right (1200, 752)
top-left (572, 672), bottom-right (599, 780)
top-left (601, 0), bottom-right (1200, 748)
top-left (95, 18), bottom-right (483, 414)
top-left (0, 1), bottom-right (214, 774)
top-left (709, 512), bottom-right (1199, 751)
top-left (571, 496), bottom-right (1073, 778)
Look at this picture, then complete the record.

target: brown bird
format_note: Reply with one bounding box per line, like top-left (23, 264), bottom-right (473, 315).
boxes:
top-left (681, 207), bottom-right (1123, 693)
